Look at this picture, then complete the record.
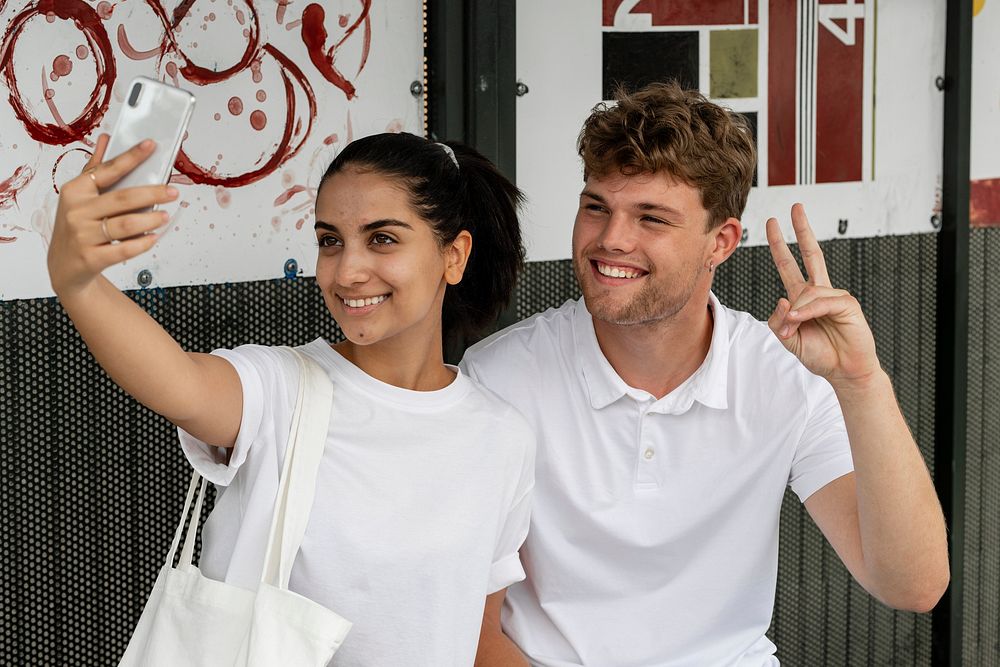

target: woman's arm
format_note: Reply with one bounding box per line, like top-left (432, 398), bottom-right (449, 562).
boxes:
top-left (48, 135), bottom-right (243, 446)
top-left (475, 589), bottom-right (528, 666)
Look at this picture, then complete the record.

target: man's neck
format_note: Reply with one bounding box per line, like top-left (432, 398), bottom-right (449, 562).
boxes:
top-left (591, 294), bottom-right (715, 400)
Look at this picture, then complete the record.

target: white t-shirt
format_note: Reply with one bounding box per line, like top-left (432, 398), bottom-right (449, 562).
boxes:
top-left (179, 339), bottom-right (535, 667)
top-left (460, 295), bottom-right (854, 667)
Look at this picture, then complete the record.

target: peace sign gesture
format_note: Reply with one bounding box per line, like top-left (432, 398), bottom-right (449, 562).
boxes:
top-left (765, 204), bottom-right (879, 387)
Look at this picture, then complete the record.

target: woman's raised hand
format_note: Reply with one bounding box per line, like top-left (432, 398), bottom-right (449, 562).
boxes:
top-left (47, 134), bottom-right (179, 296)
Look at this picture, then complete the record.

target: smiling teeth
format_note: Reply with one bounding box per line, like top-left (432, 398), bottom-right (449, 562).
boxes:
top-left (597, 262), bottom-right (641, 279)
top-left (343, 295), bottom-right (387, 308)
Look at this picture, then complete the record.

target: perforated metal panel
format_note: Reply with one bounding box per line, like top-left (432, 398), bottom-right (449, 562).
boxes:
top-left (963, 228), bottom-right (1000, 667)
top-left (0, 232), bottom-right (954, 665)
top-left (0, 279), bottom-right (343, 665)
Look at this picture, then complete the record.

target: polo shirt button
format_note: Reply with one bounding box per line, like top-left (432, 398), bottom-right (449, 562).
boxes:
top-left (643, 448), bottom-right (654, 460)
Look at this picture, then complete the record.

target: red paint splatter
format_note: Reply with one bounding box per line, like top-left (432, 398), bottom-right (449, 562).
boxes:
top-left (215, 186), bottom-right (231, 208)
top-left (339, 14), bottom-right (349, 27)
top-left (0, 165), bottom-right (35, 210)
top-left (213, 112), bottom-right (221, 121)
top-left (41, 67), bottom-right (69, 131)
top-left (179, 200), bottom-right (190, 208)
top-left (971, 177), bottom-right (1000, 227)
top-left (51, 147), bottom-right (92, 193)
top-left (75, 44), bottom-right (89, 59)
top-left (173, 43), bottom-right (316, 188)
top-left (208, 12), bottom-right (216, 21)
top-left (323, 133), bottom-right (338, 145)
top-left (300, 1), bottom-right (372, 100)
top-left (0, 236), bottom-right (17, 244)
top-left (256, 89), bottom-right (266, 102)
top-left (143, 0), bottom-right (261, 86)
top-left (250, 59), bottom-right (262, 83)
top-left (52, 54), bottom-right (73, 77)
top-left (165, 60), bottom-right (179, 85)
top-left (285, 19), bottom-right (301, 30)
top-left (281, 171), bottom-right (294, 186)
top-left (295, 218), bottom-right (305, 230)
top-left (236, 9), bottom-right (246, 25)
top-left (117, 24), bottom-right (161, 60)
top-left (276, 0), bottom-right (289, 24)
top-left (0, 0), bottom-right (116, 146)
top-left (96, 2), bottom-right (112, 19)
top-left (249, 110), bottom-right (267, 130)
top-left (273, 184), bottom-right (308, 206)
top-left (228, 96), bottom-right (244, 115)
top-left (271, 216), bottom-right (282, 229)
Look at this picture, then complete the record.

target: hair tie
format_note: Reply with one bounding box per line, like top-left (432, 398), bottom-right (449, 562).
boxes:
top-left (435, 142), bottom-right (459, 169)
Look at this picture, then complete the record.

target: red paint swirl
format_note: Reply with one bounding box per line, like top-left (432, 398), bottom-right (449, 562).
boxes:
top-left (300, 1), bottom-right (372, 100)
top-left (0, 165), bottom-right (36, 210)
top-left (0, 0), bottom-right (116, 145)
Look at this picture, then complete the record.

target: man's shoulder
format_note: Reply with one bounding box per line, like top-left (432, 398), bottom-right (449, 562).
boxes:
top-left (463, 298), bottom-right (581, 368)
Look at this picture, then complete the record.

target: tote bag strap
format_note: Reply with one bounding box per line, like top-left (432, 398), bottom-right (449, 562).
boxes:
top-left (259, 347), bottom-right (334, 590)
top-left (166, 469), bottom-right (206, 568)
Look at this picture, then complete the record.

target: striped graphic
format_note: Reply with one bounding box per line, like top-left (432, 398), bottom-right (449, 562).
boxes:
top-left (769, 0), bottom-right (869, 186)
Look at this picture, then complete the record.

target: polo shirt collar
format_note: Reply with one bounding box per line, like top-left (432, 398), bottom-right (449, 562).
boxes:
top-left (573, 292), bottom-right (731, 413)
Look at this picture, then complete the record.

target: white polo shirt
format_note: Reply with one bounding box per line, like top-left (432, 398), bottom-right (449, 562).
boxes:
top-left (461, 295), bottom-right (854, 667)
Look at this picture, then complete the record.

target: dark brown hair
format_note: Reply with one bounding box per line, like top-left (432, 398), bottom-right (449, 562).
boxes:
top-left (578, 81), bottom-right (756, 229)
top-left (320, 133), bottom-right (525, 345)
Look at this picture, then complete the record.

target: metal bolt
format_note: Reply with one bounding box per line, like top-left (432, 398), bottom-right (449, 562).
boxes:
top-left (930, 213), bottom-right (942, 230)
top-left (137, 269), bottom-right (153, 288)
top-left (837, 219), bottom-right (849, 235)
top-left (284, 258), bottom-right (299, 279)
top-left (515, 81), bottom-right (529, 97)
top-left (935, 76), bottom-right (946, 91)
top-left (478, 75), bottom-right (489, 92)
top-left (740, 228), bottom-right (749, 244)
top-left (410, 80), bottom-right (423, 97)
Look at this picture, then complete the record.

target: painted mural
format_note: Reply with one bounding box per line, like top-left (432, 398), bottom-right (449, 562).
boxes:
top-left (0, 0), bottom-right (423, 300)
top-left (516, 0), bottom-right (944, 261)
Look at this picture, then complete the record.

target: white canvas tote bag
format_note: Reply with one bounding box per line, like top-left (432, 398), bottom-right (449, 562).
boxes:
top-left (119, 349), bottom-right (352, 666)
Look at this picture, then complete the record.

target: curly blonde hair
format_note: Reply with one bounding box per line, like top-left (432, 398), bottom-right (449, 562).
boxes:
top-left (577, 81), bottom-right (756, 230)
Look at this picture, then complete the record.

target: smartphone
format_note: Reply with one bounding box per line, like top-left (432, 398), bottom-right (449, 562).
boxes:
top-left (102, 76), bottom-right (195, 205)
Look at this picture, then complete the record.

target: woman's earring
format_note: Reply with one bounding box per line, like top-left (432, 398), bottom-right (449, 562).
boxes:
top-left (708, 260), bottom-right (715, 273)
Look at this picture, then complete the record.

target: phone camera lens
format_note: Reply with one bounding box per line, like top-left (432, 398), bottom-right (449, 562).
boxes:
top-left (127, 83), bottom-right (142, 108)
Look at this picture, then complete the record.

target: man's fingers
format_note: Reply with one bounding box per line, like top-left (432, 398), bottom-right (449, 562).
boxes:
top-left (790, 203), bottom-right (831, 287)
top-left (766, 217), bottom-right (805, 295)
top-left (786, 293), bottom-right (857, 324)
top-left (767, 297), bottom-right (799, 344)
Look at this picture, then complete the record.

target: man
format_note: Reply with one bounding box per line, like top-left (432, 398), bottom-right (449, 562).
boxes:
top-left (467, 82), bottom-right (949, 666)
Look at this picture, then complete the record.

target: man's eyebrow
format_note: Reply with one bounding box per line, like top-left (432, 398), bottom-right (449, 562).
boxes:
top-left (580, 191), bottom-right (685, 218)
top-left (313, 219), bottom-right (414, 233)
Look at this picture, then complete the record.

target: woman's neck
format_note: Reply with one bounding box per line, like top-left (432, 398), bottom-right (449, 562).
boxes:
top-left (332, 333), bottom-right (454, 392)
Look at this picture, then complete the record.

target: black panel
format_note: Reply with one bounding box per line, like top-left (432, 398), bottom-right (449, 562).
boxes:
top-left (602, 31), bottom-right (699, 99)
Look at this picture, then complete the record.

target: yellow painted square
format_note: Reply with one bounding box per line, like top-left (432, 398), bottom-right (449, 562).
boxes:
top-left (710, 29), bottom-right (758, 99)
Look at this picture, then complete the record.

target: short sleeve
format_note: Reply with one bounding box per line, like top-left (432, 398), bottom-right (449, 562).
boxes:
top-left (487, 419), bottom-right (536, 594)
top-left (788, 374), bottom-right (855, 502)
top-left (177, 346), bottom-right (297, 486)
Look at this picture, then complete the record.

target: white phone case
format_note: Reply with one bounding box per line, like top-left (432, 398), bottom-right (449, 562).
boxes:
top-left (103, 76), bottom-right (195, 198)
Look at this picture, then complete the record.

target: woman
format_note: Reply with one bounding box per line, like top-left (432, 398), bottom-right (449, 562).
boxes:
top-left (47, 132), bottom-right (534, 665)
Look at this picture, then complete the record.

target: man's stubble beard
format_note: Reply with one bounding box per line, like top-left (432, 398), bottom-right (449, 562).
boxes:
top-left (572, 255), bottom-right (701, 328)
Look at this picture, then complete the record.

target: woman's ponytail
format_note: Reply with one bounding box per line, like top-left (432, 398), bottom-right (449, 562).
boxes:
top-left (442, 142), bottom-right (524, 343)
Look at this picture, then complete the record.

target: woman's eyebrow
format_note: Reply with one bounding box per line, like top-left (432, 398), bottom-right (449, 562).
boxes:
top-left (313, 219), bottom-right (413, 233)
